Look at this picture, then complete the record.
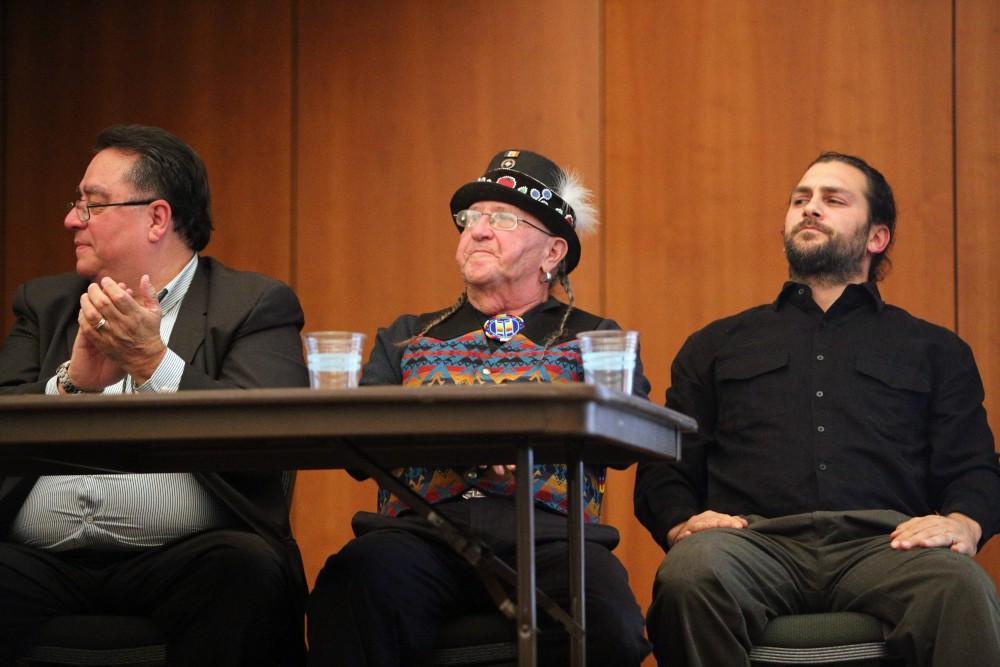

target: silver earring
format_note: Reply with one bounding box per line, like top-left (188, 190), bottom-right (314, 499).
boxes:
top-left (540, 269), bottom-right (552, 284)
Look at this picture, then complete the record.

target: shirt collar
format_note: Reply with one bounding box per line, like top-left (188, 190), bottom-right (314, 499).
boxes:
top-left (157, 254), bottom-right (199, 313)
top-left (466, 295), bottom-right (563, 321)
top-left (425, 296), bottom-right (567, 343)
top-left (773, 280), bottom-right (885, 312)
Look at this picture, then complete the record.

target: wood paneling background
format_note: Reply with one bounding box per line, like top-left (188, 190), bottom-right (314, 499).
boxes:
top-left (291, 0), bottom-right (603, 585)
top-left (956, 0), bottom-right (1000, 580)
top-left (2, 0), bottom-right (295, 306)
top-left (3, 0), bottom-right (998, 658)
top-left (602, 0), bottom-right (961, 620)
top-left (0, 3), bottom-right (5, 336)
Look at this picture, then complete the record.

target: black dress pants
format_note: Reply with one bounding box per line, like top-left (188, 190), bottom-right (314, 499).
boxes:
top-left (306, 498), bottom-right (650, 666)
top-left (0, 530), bottom-right (301, 666)
top-left (647, 510), bottom-right (1000, 667)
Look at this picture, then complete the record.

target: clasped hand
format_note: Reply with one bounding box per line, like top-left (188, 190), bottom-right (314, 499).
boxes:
top-left (483, 464), bottom-right (516, 476)
top-left (70, 275), bottom-right (165, 390)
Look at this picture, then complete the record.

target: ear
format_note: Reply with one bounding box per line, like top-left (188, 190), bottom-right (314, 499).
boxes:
top-left (543, 237), bottom-right (569, 272)
top-left (867, 224), bottom-right (891, 254)
top-left (146, 199), bottom-right (173, 243)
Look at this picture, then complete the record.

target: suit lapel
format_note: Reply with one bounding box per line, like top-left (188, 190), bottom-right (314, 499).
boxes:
top-left (65, 319), bottom-right (79, 359)
top-left (60, 276), bottom-right (90, 360)
top-left (168, 260), bottom-right (208, 364)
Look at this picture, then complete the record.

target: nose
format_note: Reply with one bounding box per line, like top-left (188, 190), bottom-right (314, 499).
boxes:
top-left (803, 196), bottom-right (822, 218)
top-left (467, 216), bottom-right (495, 239)
top-left (64, 206), bottom-right (85, 230)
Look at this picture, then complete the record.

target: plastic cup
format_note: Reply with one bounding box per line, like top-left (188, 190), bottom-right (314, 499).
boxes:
top-left (576, 330), bottom-right (638, 394)
top-left (303, 331), bottom-right (366, 389)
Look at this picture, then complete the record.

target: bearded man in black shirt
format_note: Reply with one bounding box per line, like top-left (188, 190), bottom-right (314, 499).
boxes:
top-left (635, 152), bottom-right (1000, 667)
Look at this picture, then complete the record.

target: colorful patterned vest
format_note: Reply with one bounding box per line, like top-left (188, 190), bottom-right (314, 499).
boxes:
top-left (375, 300), bottom-right (609, 522)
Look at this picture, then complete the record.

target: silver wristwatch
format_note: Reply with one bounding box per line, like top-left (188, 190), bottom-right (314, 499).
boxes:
top-left (56, 360), bottom-right (85, 394)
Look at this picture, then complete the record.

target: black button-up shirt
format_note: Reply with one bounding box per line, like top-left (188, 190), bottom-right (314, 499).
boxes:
top-left (635, 282), bottom-right (1000, 551)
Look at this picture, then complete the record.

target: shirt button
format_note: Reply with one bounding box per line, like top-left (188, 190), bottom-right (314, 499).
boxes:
top-left (817, 425), bottom-right (825, 433)
top-left (482, 368), bottom-right (491, 376)
top-left (816, 390), bottom-right (824, 398)
top-left (797, 288), bottom-right (805, 295)
top-left (85, 516), bottom-right (95, 523)
top-left (816, 354), bottom-right (825, 361)
top-left (818, 463), bottom-right (828, 471)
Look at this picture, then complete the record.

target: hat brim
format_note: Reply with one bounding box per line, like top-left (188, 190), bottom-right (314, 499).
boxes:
top-left (450, 182), bottom-right (581, 273)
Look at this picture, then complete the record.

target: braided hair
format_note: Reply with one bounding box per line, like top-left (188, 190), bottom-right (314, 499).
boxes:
top-left (404, 292), bottom-right (468, 345)
top-left (402, 263), bottom-right (575, 352)
top-left (541, 265), bottom-right (575, 351)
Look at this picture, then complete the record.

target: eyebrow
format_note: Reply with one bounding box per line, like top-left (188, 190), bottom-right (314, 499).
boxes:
top-left (79, 185), bottom-right (111, 198)
top-left (473, 204), bottom-right (516, 213)
top-left (792, 185), bottom-right (853, 196)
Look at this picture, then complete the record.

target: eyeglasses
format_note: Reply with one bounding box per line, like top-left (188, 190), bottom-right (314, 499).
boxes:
top-left (66, 198), bottom-right (158, 223)
top-left (454, 209), bottom-right (553, 236)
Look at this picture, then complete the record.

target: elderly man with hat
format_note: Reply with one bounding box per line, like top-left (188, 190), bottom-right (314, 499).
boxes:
top-left (306, 150), bottom-right (651, 665)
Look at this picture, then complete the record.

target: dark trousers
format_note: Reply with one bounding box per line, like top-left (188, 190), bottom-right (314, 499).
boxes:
top-left (647, 510), bottom-right (1000, 667)
top-left (0, 530), bottom-right (302, 666)
top-left (306, 498), bottom-right (650, 666)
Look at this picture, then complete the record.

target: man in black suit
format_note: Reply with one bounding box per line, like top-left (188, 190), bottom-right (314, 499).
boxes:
top-left (0, 125), bottom-right (309, 665)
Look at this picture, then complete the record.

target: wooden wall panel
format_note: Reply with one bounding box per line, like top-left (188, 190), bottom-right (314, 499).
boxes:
top-left (603, 0), bottom-right (957, 621)
top-left (2, 0), bottom-right (293, 343)
top-left (0, 5), bottom-right (5, 336)
top-left (291, 0), bottom-right (602, 589)
top-left (957, 0), bottom-right (1000, 585)
top-left (3, 0), bottom-right (999, 652)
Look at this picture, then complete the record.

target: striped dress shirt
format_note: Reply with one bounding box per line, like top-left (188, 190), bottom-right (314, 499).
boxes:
top-left (10, 255), bottom-right (237, 551)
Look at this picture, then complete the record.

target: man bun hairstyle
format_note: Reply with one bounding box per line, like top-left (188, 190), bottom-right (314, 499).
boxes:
top-left (810, 151), bottom-right (896, 282)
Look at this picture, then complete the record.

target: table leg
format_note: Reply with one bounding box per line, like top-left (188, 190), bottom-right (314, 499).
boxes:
top-left (516, 445), bottom-right (537, 667)
top-left (567, 454), bottom-right (586, 666)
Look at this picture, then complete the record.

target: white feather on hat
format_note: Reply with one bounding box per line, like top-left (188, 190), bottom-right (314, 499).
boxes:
top-left (556, 170), bottom-right (598, 237)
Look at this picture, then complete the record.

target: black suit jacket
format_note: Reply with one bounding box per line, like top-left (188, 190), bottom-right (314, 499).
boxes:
top-left (0, 256), bottom-right (310, 624)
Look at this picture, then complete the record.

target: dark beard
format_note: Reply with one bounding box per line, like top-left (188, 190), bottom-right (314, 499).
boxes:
top-left (784, 225), bottom-right (868, 285)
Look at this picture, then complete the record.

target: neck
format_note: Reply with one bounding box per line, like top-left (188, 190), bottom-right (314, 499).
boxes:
top-left (788, 251), bottom-right (874, 312)
top-left (160, 252), bottom-right (196, 287)
top-left (466, 283), bottom-right (549, 317)
top-left (128, 249), bottom-right (194, 294)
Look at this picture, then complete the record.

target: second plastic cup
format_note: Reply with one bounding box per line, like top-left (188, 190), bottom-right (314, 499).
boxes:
top-left (576, 330), bottom-right (638, 394)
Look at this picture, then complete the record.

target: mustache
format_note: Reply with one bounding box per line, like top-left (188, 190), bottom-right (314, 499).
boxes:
top-left (464, 244), bottom-right (497, 256)
top-left (792, 219), bottom-right (833, 235)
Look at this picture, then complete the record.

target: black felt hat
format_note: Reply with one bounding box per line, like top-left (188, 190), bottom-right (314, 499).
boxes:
top-left (449, 150), bottom-right (596, 273)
